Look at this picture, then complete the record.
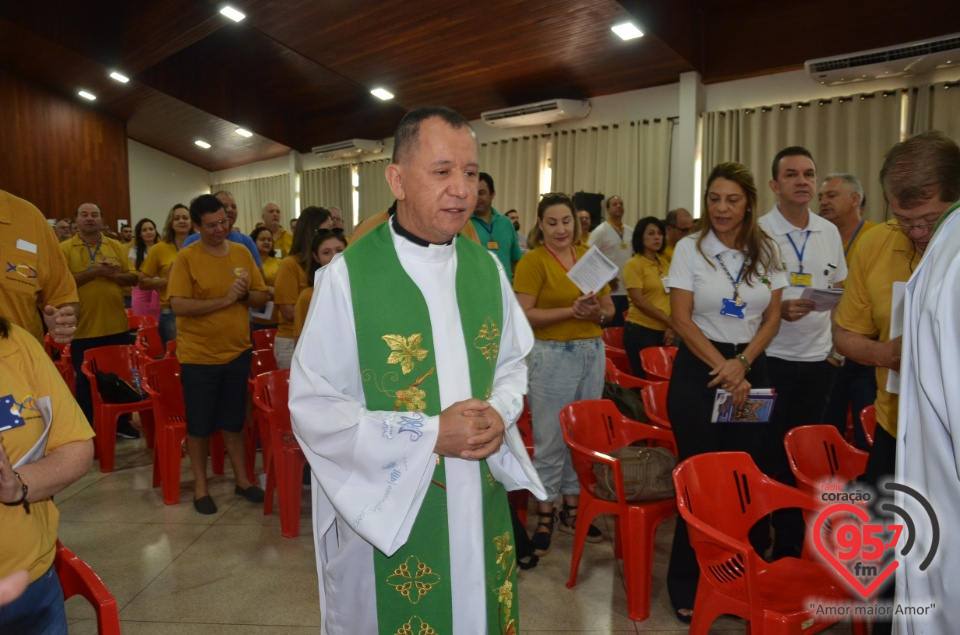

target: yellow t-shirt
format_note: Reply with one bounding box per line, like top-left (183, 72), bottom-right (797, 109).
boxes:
top-left (513, 245), bottom-right (610, 342)
top-left (623, 252), bottom-right (671, 331)
top-left (138, 241), bottom-right (180, 308)
top-left (273, 256), bottom-right (308, 339)
top-left (273, 229), bottom-right (294, 259)
top-left (663, 242), bottom-right (675, 262)
top-left (253, 255), bottom-right (280, 326)
top-left (61, 234), bottom-right (132, 339)
top-left (0, 322), bottom-right (94, 583)
top-left (294, 285), bottom-right (314, 338)
top-left (842, 220), bottom-right (877, 265)
top-left (167, 242), bottom-right (266, 365)
top-left (834, 224), bottom-right (914, 437)
top-left (0, 190), bottom-right (79, 342)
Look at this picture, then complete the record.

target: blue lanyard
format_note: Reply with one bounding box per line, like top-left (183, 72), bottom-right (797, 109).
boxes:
top-left (843, 219), bottom-right (865, 258)
top-left (785, 230), bottom-right (810, 273)
top-left (84, 237), bottom-right (102, 266)
top-left (715, 254), bottom-right (746, 301)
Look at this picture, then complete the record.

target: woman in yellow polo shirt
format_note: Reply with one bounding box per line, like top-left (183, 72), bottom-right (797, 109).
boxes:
top-left (273, 206), bottom-right (334, 368)
top-left (514, 193), bottom-right (613, 557)
top-left (249, 227), bottom-right (280, 329)
top-left (139, 204), bottom-right (194, 344)
top-left (0, 316), bottom-right (94, 632)
top-left (623, 216), bottom-right (674, 377)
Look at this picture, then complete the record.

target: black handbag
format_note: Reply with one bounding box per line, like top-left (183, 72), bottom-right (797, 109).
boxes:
top-left (94, 370), bottom-right (142, 404)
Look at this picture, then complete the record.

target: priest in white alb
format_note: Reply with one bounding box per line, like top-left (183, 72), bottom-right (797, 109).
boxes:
top-left (290, 106), bottom-right (545, 635)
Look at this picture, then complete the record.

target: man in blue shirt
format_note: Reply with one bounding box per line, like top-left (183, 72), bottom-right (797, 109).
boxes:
top-left (182, 191), bottom-right (262, 269)
top-left (470, 173), bottom-right (521, 280)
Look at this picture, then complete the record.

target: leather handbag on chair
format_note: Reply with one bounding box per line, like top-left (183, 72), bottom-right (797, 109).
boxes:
top-left (592, 445), bottom-right (677, 502)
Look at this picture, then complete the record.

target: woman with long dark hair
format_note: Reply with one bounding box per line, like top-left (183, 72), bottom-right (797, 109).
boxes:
top-left (665, 162), bottom-right (786, 622)
top-left (249, 226), bottom-right (280, 328)
top-left (130, 218), bottom-right (160, 321)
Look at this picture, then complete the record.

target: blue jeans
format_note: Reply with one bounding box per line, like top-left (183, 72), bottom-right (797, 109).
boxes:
top-left (0, 565), bottom-right (67, 635)
top-left (527, 337), bottom-right (605, 501)
top-left (159, 307), bottom-right (177, 346)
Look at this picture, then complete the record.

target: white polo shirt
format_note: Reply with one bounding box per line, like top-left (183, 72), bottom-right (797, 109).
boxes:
top-left (758, 207), bottom-right (847, 362)
top-left (667, 230), bottom-right (787, 345)
top-left (588, 221), bottom-right (634, 296)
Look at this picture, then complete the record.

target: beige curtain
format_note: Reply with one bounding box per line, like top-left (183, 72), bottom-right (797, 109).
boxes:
top-left (911, 81), bottom-right (960, 143)
top-left (356, 159), bottom-right (393, 223)
top-left (479, 135), bottom-right (548, 234)
top-left (301, 164), bottom-right (353, 214)
top-left (702, 91), bottom-right (902, 223)
top-left (551, 119), bottom-right (673, 224)
top-left (210, 173), bottom-right (290, 234)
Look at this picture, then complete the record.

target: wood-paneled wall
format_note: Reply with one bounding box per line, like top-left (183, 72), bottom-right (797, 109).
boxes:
top-left (0, 70), bottom-right (130, 228)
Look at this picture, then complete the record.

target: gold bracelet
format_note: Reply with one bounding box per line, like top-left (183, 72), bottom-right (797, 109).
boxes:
top-left (735, 353), bottom-right (751, 374)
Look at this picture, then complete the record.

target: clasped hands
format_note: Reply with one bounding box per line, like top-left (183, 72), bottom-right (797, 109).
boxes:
top-left (570, 293), bottom-right (601, 322)
top-left (707, 358), bottom-right (751, 408)
top-left (42, 304), bottom-right (76, 344)
top-left (227, 271), bottom-right (249, 302)
top-left (435, 398), bottom-right (504, 460)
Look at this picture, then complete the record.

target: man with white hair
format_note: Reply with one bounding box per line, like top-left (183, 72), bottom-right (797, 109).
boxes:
top-left (262, 201), bottom-right (292, 257)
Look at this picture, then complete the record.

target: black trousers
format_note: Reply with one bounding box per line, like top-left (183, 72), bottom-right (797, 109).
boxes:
top-left (666, 342), bottom-right (770, 611)
top-left (863, 425), bottom-right (897, 634)
top-left (622, 322), bottom-right (666, 378)
top-left (605, 295), bottom-right (629, 328)
top-left (822, 359), bottom-right (877, 451)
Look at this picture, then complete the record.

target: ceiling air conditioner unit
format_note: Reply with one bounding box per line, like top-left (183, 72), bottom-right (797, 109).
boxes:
top-left (481, 99), bottom-right (591, 128)
top-left (805, 33), bottom-right (960, 86)
top-left (312, 138), bottom-right (383, 159)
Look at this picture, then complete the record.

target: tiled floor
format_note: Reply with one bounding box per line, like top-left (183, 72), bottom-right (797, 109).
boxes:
top-left (56, 435), bottom-right (856, 634)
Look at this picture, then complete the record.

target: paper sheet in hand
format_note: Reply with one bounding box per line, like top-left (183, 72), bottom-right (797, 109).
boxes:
top-left (12, 397), bottom-right (52, 469)
top-left (711, 389), bottom-right (776, 423)
top-left (800, 287), bottom-right (844, 311)
top-left (886, 281), bottom-right (906, 395)
top-left (249, 300), bottom-right (274, 321)
top-left (566, 246), bottom-right (619, 295)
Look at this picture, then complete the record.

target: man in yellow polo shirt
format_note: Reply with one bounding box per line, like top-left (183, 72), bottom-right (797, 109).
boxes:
top-left (262, 201), bottom-right (293, 257)
top-left (0, 190), bottom-right (78, 344)
top-left (168, 194), bottom-right (268, 515)
top-left (61, 202), bottom-right (138, 434)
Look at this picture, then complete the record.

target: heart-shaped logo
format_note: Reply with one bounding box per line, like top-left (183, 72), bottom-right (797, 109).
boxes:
top-left (812, 503), bottom-right (899, 598)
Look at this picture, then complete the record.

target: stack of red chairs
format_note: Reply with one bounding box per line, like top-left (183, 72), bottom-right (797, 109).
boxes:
top-left (44, 333), bottom-right (75, 395)
top-left (246, 348), bottom-right (279, 483)
top-left (639, 346), bottom-right (677, 382)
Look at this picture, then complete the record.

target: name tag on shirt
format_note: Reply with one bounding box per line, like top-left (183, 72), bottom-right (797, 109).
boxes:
top-left (720, 297), bottom-right (746, 319)
top-left (486, 241), bottom-right (499, 250)
top-left (620, 243), bottom-right (627, 249)
top-left (789, 272), bottom-right (813, 287)
top-left (16, 239), bottom-right (37, 254)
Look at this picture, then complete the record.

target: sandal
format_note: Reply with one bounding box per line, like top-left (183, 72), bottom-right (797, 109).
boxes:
top-left (675, 608), bottom-right (693, 624)
top-left (531, 511), bottom-right (556, 556)
top-left (558, 503), bottom-right (603, 543)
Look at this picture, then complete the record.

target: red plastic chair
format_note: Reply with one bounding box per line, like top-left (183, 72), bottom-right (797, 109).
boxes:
top-left (164, 339), bottom-right (177, 358)
top-left (44, 334), bottom-right (75, 395)
top-left (253, 369), bottom-right (306, 538)
top-left (559, 399), bottom-right (677, 621)
top-left (673, 452), bottom-right (868, 635)
top-left (605, 360), bottom-right (656, 393)
top-left (55, 540), bottom-right (121, 635)
top-left (601, 326), bottom-right (624, 349)
top-left (640, 381), bottom-right (671, 429)
top-left (784, 425), bottom-right (869, 498)
top-left (135, 324), bottom-right (165, 360)
top-left (605, 346), bottom-right (632, 375)
top-left (252, 327), bottom-right (277, 352)
top-left (859, 405), bottom-right (877, 447)
top-left (639, 346), bottom-right (677, 382)
top-left (127, 314), bottom-right (157, 330)
top-left (246, 348), bottom-right (280, 482)
top-left (80, 345), bottom-right (155, 472)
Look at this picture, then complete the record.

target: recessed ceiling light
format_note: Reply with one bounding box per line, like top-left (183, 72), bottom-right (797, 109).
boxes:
top-left (220, 6), bottom-right (245, 22)
top-left (611, 22), bottom-right (644, 41)
top-left (109, 71), bottom-right (129, 84)
top-left (235, 127), bottom-right (253, 137)
top-left (78, 90), bottom-right (97, 101)
top-left (370, 87), bottom-right (394, 101)
top-left (195, 140), bottom-right (211, 149)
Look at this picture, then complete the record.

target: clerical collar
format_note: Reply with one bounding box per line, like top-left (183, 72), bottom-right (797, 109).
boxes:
top-left (391, 213), bottom-right (453, 247)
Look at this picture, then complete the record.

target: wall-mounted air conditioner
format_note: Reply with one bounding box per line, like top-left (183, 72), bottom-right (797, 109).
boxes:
top-left (805, 33), bottom-right (960, 86)
top-left (312, 138), bottom-right (383, 159)
top-left (481, 99), bottom-right (591, 128)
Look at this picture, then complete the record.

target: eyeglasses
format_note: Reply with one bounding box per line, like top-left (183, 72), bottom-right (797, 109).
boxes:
top-left (885, 219), bottom-right (938, 233)
top-left (201, 219), bottom-right (229, 230)
top-left (669, 225), bottom-right (693, 235)
top-left (329, 216), bottom-right (344, 225)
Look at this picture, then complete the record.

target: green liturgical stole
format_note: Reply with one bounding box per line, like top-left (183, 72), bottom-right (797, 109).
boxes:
top-left (344, 221), bottom-right (520, 635)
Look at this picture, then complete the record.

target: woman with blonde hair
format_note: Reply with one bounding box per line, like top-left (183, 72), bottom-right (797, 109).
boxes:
top-left (514, 193), bottom-right (613, 556)
top-left (665, 162), bottom-right (786, 622)
top-left (139, 204), bottom-right (195, 344)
